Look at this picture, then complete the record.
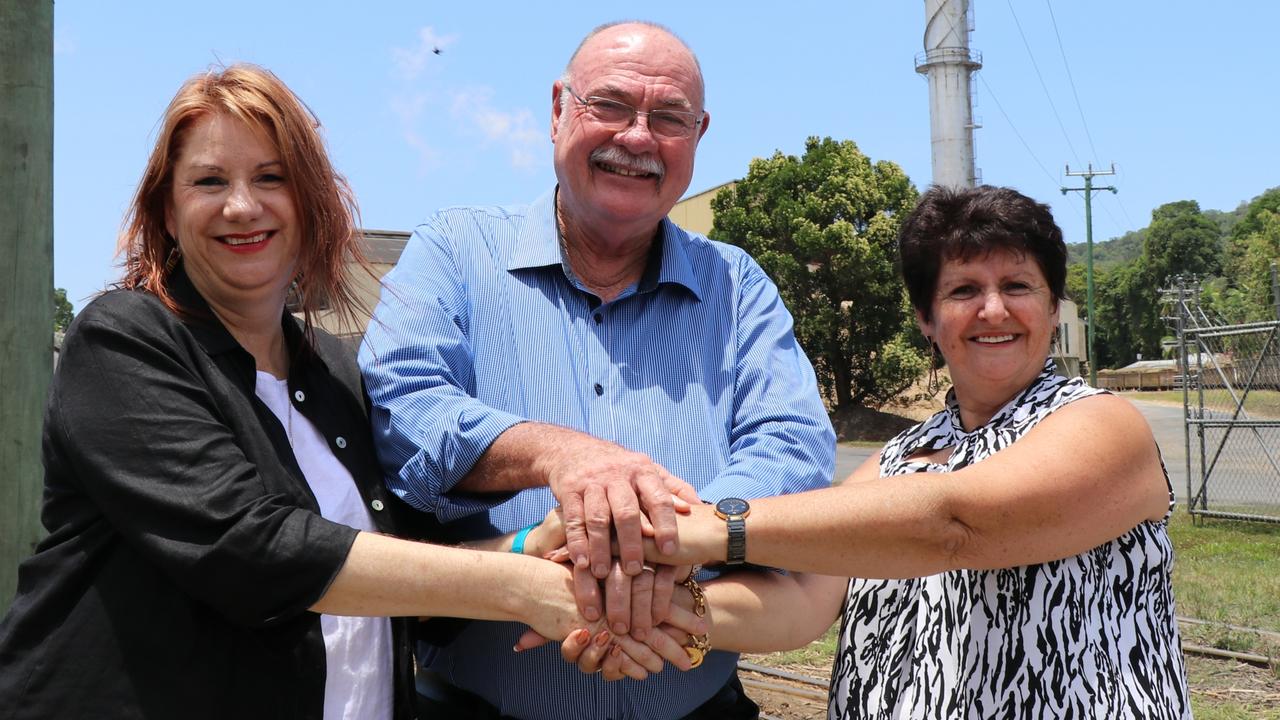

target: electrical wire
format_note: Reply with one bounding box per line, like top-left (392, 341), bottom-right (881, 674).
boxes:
top-left (1044, 0), bottom-right (1101, 165)
top-left (975, 73), bottom-right (1060, 188)
top-left (1005, 0), bottom-right (1082, 166)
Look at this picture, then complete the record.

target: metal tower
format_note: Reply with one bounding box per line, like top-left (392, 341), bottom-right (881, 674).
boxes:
top-left (916, 0), bottom-right (982, 188)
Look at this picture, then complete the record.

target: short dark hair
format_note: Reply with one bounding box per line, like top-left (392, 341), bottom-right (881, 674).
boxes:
top-left (898, 185), bottom-right (1067, 321)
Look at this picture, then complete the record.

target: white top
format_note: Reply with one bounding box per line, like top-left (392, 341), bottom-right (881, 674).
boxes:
top-left (255, 372), bottom-right (393, 720)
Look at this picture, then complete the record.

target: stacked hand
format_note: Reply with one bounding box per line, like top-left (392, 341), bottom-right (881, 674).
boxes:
top-left (518, 503), bottom-right (707, 681)
top-left (542, 435), bottom-right (701, 583)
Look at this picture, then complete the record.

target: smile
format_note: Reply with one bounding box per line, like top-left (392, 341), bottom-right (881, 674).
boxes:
top-left (595, 161), bottom-right (656, 178)
top-left (973, 334), bottom-right (1016, 344)
top-left (220, 231), bottom-right (272, 246)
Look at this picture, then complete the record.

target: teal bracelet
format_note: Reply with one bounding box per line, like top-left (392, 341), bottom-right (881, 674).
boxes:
top-left (510, 523), bottom-right (539, 555)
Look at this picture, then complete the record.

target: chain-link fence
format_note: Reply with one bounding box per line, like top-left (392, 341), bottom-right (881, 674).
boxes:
top-left (1165, 277), bottom-right (1280, 523)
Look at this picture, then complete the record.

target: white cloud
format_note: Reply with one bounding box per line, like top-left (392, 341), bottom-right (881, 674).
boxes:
top-left (391, 26), bottom-right (456, 81)
top-left (390, 92), bottom-right (439, 173)
top-left (450, 87), bottom-right (544, 171)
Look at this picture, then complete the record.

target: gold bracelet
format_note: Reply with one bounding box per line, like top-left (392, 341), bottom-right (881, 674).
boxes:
top-left (680, 576), bottom-right (711, 668)
top-left (680, 564), bottom-right (702, 585)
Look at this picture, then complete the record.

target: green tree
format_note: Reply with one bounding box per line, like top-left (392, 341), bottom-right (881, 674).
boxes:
top-left (1224, 212), bottom-right (1280, 319)
top-left (1094, 260), bottom-right (1163, 367)
top-left (1143, 200), bottom-right (1222, 285)
top-left (710, 137), bottom-right (925, 410)
top-left (1226, 187), bottom-right (1280, 255)
top-left (53, 287), bottom-right (74, 333)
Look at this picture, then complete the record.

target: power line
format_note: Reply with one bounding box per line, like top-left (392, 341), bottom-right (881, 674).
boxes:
top-left (974, 73), bottom-right (1060, 187)
top-left (1044, 0), bottom-right (1101, 165)
top-left (1005, 0), bottom-right (1082, 166)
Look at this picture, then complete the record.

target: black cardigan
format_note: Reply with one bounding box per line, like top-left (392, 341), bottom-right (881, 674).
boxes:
top-left (0, 272), bottom-right (424, 719)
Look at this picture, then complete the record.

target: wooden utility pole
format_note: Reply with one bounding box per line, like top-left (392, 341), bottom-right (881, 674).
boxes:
top-left (1, 0), bottom-right (54, 613)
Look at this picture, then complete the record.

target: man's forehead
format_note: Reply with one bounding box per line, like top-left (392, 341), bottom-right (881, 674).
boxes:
top-left (569, 24), bottom-right (703, 103)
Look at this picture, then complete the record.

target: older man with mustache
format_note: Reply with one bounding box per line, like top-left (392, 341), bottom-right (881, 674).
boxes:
top-left (359, 20), bottom-right (834, 720)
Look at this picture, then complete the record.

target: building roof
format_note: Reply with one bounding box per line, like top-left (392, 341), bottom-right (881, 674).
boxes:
top-left (361, 229), bottom-right (411, 265)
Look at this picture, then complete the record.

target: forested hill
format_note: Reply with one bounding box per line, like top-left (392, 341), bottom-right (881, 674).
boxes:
top-left (1066, 228), bottom-right (1145, 268)
top-left (1065, 205), bottom-right (1250, 269)
top-left (1063, 186), bottom-right (1279, 370)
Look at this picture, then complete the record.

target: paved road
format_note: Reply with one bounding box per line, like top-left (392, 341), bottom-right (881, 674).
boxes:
top-left (1131, 399), bottom-right (1280, 511)
top-left (832, 400), bottom-right (1279, 512)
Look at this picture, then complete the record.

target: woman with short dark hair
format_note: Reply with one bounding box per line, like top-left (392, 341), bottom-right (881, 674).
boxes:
top-left (565, 185), bottom-right (1190, 719)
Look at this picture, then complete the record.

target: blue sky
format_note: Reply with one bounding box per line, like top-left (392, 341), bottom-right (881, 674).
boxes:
top-left (53, 1), bottom-right (1279, 311)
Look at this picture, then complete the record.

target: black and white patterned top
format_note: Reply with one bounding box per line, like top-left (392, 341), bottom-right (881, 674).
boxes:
top-left (828, 360), bottom-right (1191, 719)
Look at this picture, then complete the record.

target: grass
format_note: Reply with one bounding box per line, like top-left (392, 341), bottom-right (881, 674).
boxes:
top-left (1123, 388), bottom-right (1280, 418)
top-left (748, 510), bottom-right (1280, 717)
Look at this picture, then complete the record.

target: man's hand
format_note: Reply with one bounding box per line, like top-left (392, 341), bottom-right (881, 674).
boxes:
top-left (541, 434), bottom-right (699, 582)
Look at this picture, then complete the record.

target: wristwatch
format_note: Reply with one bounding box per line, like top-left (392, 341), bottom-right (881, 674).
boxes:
top-left (714, 497), bottom-right (751, 566)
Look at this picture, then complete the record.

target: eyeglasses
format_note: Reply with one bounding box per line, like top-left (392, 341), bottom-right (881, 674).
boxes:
top-left (563, 85), bottom-right (704, 139)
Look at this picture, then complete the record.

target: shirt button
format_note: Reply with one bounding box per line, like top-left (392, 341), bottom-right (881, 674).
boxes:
top-left (293, 390), bottom-right (305, 402)
top-left (593, 313), bottom-right (603, 324)
top-left (594, 383), bottom-right (604, 396)
top-left (335, 436), bottom-right (347, 449)
top-left (371, 499), bottom-right (385, 512)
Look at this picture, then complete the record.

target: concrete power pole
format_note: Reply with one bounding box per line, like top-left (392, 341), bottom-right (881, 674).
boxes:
top-left (0, 0), bottom-right (54, 612)
top-left (916, 0), bottom-right (982, 188)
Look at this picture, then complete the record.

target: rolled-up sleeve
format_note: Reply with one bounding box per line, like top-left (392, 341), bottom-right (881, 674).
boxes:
top-left (700, 256), bottom-right (836, 502)
top-left (49, 302), bottom-right (357, 628)
top-left (359, 216), bottom-right (524, 519)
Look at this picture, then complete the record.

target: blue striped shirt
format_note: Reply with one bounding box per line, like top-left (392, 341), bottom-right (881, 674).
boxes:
top-left (358, 187), bottom-right (834, 719)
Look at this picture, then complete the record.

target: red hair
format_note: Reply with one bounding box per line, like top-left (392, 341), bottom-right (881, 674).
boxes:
top-left (118, 64), bottom-right (371, 342)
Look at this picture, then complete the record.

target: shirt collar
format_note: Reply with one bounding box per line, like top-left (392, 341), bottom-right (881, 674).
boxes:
top-left (942, 357), bottom-right (1063, 436)
top-left (507, 186), bottom-right (703, 301)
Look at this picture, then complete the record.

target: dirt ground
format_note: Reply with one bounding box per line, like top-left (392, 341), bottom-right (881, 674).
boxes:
top-left (829, 370), bottom-right (951, 442)
top-left (740, 653), bottom-right (1280, 719)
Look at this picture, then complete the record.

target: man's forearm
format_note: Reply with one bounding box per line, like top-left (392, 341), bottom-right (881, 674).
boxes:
top-left (455, 421), bottom-right (586, 492)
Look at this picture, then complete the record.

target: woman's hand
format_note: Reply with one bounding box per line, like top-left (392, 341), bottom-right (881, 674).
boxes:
top-left (558, 579), bottom-right (708, 679)
top-left (546, 502), bottom-right (722, 569)
top-left (523, 506), bottom-right (567, 559)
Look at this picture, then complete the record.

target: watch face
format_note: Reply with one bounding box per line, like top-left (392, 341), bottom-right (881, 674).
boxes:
top-left (716, 497), bottom-right (750, 516)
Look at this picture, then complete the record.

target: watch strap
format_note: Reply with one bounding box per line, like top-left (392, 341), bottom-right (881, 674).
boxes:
top-left (725, 516), bottom-right (746, 565)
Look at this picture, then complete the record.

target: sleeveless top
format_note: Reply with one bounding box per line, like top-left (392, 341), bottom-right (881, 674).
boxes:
top-left (827, 360), bottom-right (1190, 719)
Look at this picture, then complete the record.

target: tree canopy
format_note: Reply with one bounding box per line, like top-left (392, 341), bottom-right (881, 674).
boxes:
top-left (54, 288), bottom-right (74, 333)
top-left (1072, 190), bottom-right (1279, 369)
top-left (710, 137), bottom-right (925, 411)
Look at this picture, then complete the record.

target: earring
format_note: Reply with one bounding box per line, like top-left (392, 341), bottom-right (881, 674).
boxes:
top-left (925, 336), bottom-right (942, 396)
top-left (163, 244), bottom-right (181, 273)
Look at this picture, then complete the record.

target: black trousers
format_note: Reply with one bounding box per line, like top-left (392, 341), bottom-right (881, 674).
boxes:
top-left (414, 671), bottom-right (759, 720)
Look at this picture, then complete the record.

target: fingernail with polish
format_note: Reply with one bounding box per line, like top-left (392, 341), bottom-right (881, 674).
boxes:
top-left (594, 630), bottom-right (611, 647)
top-left (574, 628), bottom-right (590, 645)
